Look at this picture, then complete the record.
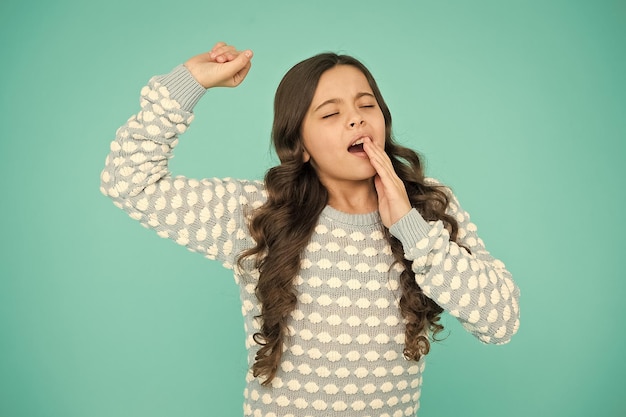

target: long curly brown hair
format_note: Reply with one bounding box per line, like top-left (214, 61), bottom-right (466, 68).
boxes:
top-left (238, 53), bottom-right (463, 385)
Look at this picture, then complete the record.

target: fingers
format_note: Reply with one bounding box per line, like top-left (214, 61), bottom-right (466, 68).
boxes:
top-left (210, 42), bottom-right (244, 63)
top-left (364, 137), bottom-right (408, 199)
top-left (363, 137), bottom-right (398, 185)
top-left (364, 138), bottom-right (412, 227)
top-left (211, 41), bottom-right (227, 51)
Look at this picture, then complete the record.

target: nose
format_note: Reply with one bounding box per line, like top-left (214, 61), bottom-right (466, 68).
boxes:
top-left (348, 106), bottom-right (366, 128)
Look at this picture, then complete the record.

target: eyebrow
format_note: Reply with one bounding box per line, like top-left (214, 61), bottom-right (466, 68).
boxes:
top-left (313, 92), bottom-right (376, 112)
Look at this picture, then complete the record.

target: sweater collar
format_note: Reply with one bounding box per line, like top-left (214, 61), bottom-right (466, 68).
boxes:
top-left (320, 205), bottom-right (381, 227)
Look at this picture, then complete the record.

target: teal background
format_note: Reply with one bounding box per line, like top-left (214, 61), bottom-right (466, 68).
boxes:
top-left (1, 0), bottom-right (624, 416)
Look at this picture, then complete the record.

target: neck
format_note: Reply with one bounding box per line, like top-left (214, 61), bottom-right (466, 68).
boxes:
top-left (325, 179), bottom-right (378, 214)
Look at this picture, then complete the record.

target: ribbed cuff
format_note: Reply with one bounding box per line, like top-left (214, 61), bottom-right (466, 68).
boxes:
top-left (389, 208), bottom-right (432, 251)
top-left (154, 64), bottom-right (207, 111)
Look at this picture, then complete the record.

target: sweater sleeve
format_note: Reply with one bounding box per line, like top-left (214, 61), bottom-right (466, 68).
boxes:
top-left (389, 184), bottom-right (520, 345)
top-left (99, 65), bottom-right (264, 269)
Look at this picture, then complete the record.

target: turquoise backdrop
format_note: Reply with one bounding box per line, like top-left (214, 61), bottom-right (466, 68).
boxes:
top-left (1, 0), bottom-right (624, 416)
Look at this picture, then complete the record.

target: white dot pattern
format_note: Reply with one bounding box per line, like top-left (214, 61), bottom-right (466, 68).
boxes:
top-left (100, 65), bottom-right (521, 417)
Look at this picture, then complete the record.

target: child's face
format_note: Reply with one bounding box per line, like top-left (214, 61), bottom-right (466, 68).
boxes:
top-left (301, 65), bottom-right (386, 189)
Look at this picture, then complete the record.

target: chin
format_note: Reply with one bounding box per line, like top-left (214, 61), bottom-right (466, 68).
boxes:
top-left (352, 171), bottom-right (377, 182)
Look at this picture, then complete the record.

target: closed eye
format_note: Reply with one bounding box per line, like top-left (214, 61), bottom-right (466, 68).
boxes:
top-left (322, 112), bottom-right (339, 119)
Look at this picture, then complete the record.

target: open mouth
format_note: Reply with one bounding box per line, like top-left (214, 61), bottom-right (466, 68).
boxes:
top-left (348, 137), bottom-right (367, 153)
top-left (348, 142), bottom-right (365, 153)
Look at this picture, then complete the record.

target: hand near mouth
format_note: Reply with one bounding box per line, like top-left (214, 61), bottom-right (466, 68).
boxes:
top-left (362, 137), bottom-right (412, 228)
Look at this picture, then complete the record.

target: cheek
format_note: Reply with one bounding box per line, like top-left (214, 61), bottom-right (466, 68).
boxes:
top-left (375, 112), bottom-right (386, 131)
top-left (304, 127), bottom-right (332, 150)
top-left (377, 118), bottom-right (387, 145)
top-left (302, 121), bottom-right (325, 147)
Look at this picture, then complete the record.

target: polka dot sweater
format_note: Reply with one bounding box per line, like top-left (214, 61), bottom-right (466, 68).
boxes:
top-left (100, 65), bottom-right (520, 417)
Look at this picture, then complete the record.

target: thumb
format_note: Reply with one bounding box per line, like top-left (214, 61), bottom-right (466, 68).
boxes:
top-left (374, 175), bottom-right (384, 199)
top-left (222, 49), bottom-right (253, 87)
top-left (239, 49), bottom-right (254, 62)
top-left (374, 175), bottom-right (387, 208)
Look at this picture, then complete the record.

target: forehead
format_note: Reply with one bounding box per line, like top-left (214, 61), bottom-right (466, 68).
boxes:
top-left (312, 65), bottom-right (373, 100)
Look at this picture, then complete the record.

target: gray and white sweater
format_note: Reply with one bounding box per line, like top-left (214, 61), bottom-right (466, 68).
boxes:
top-left (100, 64), bottom-right (520, 417)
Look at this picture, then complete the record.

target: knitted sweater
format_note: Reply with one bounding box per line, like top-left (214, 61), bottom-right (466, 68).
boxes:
top-left (100, 65), bottom-right (520, 417)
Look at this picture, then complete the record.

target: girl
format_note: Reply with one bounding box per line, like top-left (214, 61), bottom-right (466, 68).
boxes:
top-left (100, 42), bottom-right (520, 417)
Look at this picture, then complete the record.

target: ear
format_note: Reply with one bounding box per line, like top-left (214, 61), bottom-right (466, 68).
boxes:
top-left (302, 148), bottom-right (310, 163)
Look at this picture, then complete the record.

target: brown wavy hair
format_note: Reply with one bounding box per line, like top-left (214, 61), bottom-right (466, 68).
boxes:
top-left (238, 53), bottom-right (464, 385)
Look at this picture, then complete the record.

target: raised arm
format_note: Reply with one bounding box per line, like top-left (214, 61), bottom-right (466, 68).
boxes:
top-left (99, 44), bottom-right (263, 268)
